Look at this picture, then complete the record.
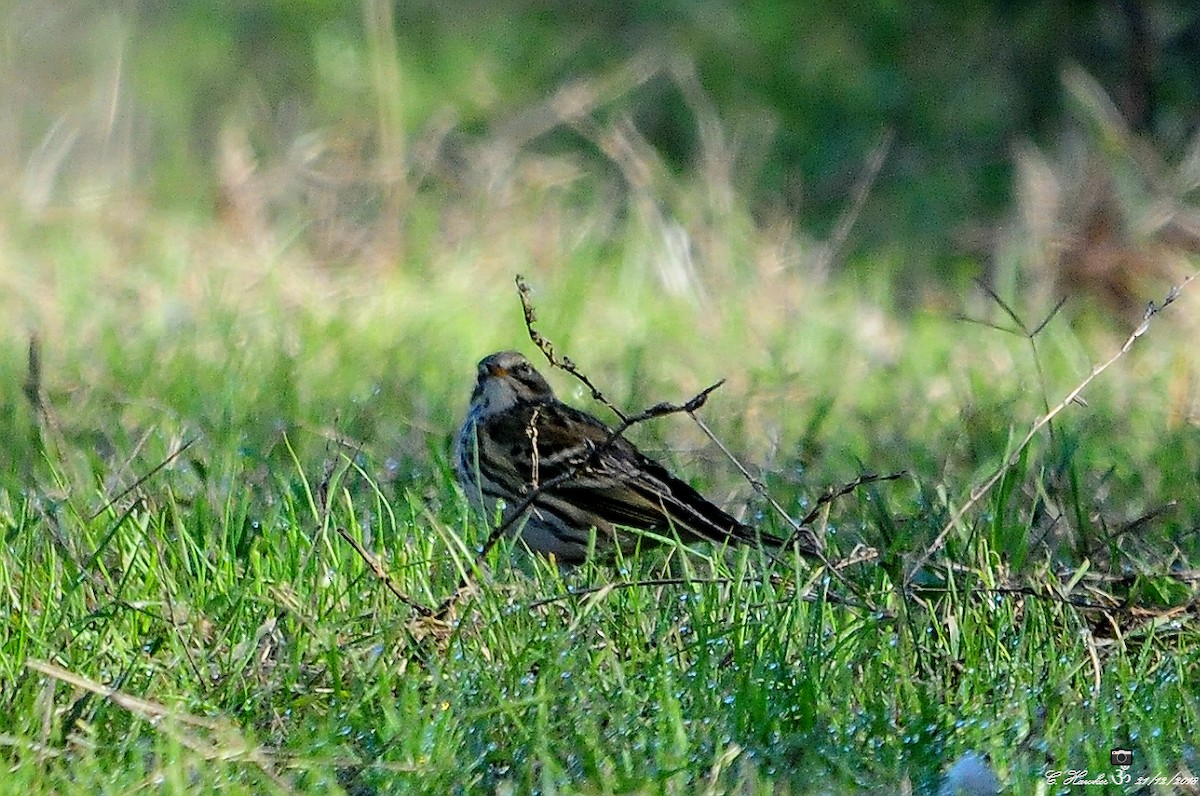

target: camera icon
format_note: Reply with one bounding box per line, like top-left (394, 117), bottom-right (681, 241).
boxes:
top-left (1110, 748), bottom-right (1133, 767)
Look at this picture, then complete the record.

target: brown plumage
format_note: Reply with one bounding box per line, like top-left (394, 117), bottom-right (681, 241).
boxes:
top-left (453, 351), bottom-right (788, 564)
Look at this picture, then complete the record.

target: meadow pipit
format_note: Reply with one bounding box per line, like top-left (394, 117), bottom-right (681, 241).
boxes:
top-left (454, 351), bottom-right (793, 564)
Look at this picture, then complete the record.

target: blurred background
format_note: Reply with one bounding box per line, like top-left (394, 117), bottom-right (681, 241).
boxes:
top-left (5, 0), bottom-right (1200, 292)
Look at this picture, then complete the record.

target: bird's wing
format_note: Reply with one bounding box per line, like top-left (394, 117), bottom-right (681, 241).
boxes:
top-left (480, 400), bottom-right (785, 548)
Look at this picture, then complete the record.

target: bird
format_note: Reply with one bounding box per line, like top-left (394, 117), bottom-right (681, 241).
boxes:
top-left (453, 350), bottom-right (796, 564)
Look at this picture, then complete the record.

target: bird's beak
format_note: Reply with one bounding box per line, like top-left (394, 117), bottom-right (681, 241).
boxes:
top-left (486, 363), bottom-right (508, 378)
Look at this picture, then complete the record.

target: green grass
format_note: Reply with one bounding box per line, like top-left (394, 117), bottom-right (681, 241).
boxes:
top-left (1, 200), bottom-right (1198, 795)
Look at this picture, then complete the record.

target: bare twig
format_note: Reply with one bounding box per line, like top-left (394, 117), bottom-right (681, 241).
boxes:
top-left (516, 274), bottom-right (631, 421)
top-left (1030, 295), bottom-right (1069, 337)
top-left (337, 527), bottom-right (433, 617)
top-left (688, 413), bottom-right (823, 554)
top-left (796, 471), bottom-right (907, 529)
top-left (689, 412), bottom-right (903, 568)
top-left (906, 273), bottom-right (1197, 586)
top-left (28, 659), bottom-right (224, 729)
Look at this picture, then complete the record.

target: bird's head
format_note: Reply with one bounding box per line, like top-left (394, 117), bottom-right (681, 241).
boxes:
top-left (469, 351), bottom-right (556, 414)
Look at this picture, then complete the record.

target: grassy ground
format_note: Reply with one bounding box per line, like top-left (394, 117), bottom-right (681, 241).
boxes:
top-left (1, 182), bottom-right (1198, 795)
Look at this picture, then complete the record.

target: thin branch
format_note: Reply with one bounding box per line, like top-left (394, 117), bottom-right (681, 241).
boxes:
top-left (688, 412), bottom-right (824, 556)
top-left (28, 660), bottom-right (223, 729)
top-left (337, 528), bottom-right (433, 617)
top-left (906, 273), bottom-right (1197, 586)
top-left (516, 273), bottom-right (629, 421)
top-left (689, 412), bottom-right (903, 575)
top-left (517, 275), bottom-right (900, 609)
top-left (796, 471), bottom-right (907, 529)
top-left (955, 287), bottom-right (1065, 340)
